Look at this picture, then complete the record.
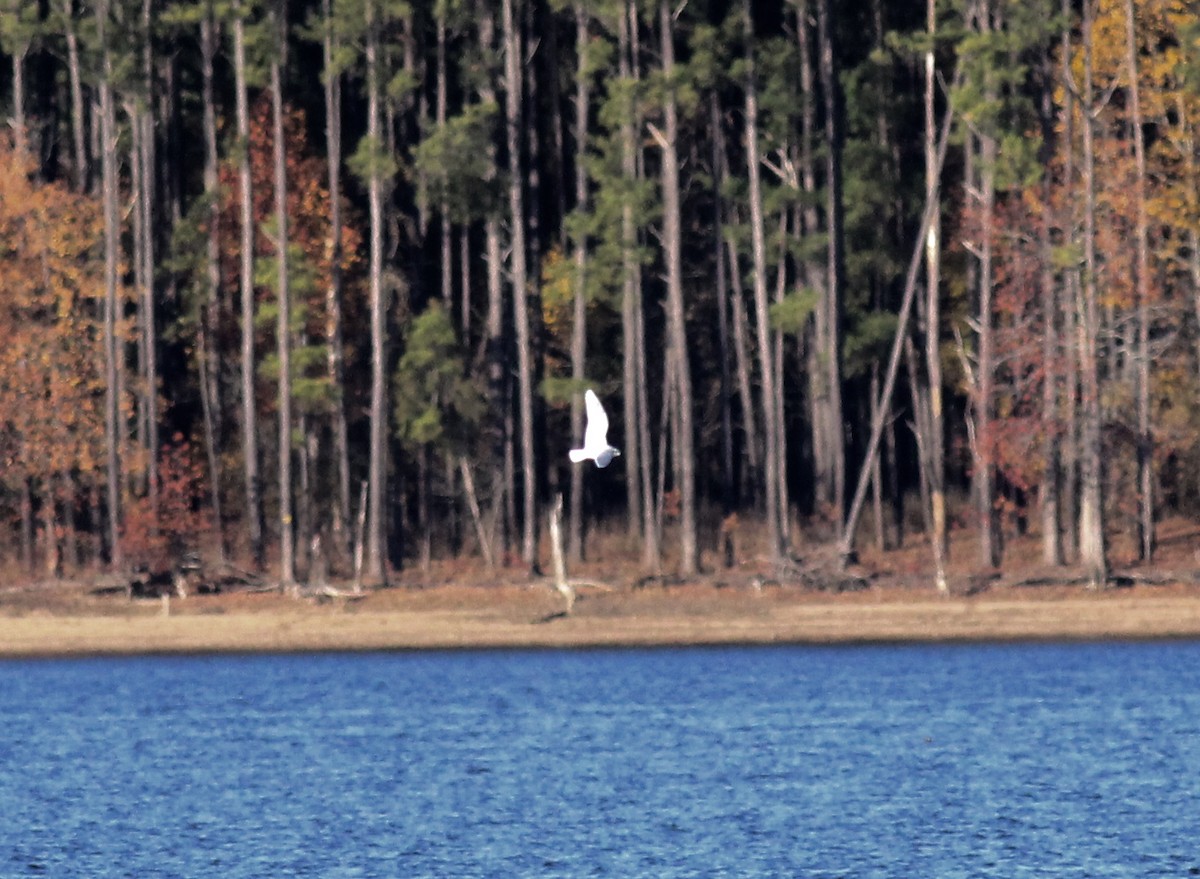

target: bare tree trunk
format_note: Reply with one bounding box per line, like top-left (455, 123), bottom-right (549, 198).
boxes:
top-left (364, 1), bottom-right (388, 585)
top-left (772, 213), bottom-right (790, 541)
top-left (140, 0), bottom-right (159, 517)
top-left (432, 13), bottom-right (457, 568)
top-left (352, 480), bottom-right (368, 592)
top-left (98, 0), bottom-right (123, 569)
top-left (973, 2), bottom-right (1001, 569)
top-left (816, 0), bottom-right (846, 526)
top-left (199, 6), bottom-right (227, 562)
top-left (128, 105), bottom-right (149, 495)
top-left (619, 2), bottom-right (644, 544)
top-left (459, 457), bottom-right (493, 568)
top-left (270, 0), bottom-right (294, 590)
top-left (322, 0), bottom-right (351, 565)
top-left (61, 0), bottom-right (88, 190)
top-left (743, 0), bottom-right (783, 563)
top-left (657, 0), bottom-right (697, 576)
top-left (869, 367), bottom-right (885, 552)
top-left (232, 0), bottom-right (264, 567)
top-left (436, 5), bottom-right (451, 312)
top-left (1059, 0), bottom-right (1079, 562)
top-left (567, 5), bottom-right (591, 565)
top-left (924, 0), bottom-right (947, 590)
top-left (1124, 0), bottom-right (1153, 561)
top-left (1039, 37), bottom-right (1063, 567)
top-left (7, 22), bottom-right (28, 161)
top-left (503, 0), bottom-right (538, 570)
top-left (905, 335), bottom-right (935, 541)
top-left (1078, 0), bottom-right (1107, 587)
top-left (725, 227), bottom-right (761, 487)
top-left (711, 94), bottom-right (735, 512)
top-left (628, 4), bottom-right (658, 571)
top-left (794, 0), bottom-right (827, 522)
top-left (478, 5), bottom-right (508, 564)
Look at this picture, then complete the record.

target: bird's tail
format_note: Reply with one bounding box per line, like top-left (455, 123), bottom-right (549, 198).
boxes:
top-left (568, 448), bottom-right (588, 463)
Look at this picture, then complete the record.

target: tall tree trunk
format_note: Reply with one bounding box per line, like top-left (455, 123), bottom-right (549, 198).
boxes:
top-left (657, 0), bottom-right (697, 575)
top-left (479, 4), bottom-right (509, 564)
top-left (61, 0), bottom-right (88, 190)
top-left (503, 0), bottom-right (538, 570)
top-left (1059, 0), bottom-right (1079, 562)
top-left (567, 5), bottom-right (590, 565)
top-left (1039, 35), bottom-right (1063, 567)
top-left (129, 105), bottom-right (149, 496)
top-left (436, 5), bottom-right (451, 312)
top-left (232, 0), bottom-right (264, 567)
top-left (794, 0), bottom-right (826, 521)
top-left (97, 0), bottom-right (123, 569)
top-left (1124, 0), bottom-right (1153, 561)
top-left (970, 0), bottom-right (1001, 570)
top-left (726, 229), bottom-right (761, 500)
top-left (139, 0), bottom-right (159, 517)
top-left (364, 0), bottom-right (388, 584)
top-left (322, 0), bottom-right (351, 564)
top-left (270, 0), bottom-right (294, 589)
top-left (1078, 0), bottom-right (1107, 587)
top-left (923, 0), bottom-right (948, 590)
top-left (7, 22), bottom-right (28, 161)
top-left (815, 0), bottom-right (846, 526)
top-left (711, 93), bottom-right (735, 514)
top-left (199, 5), bottom-right (226, 562)
top-left (742, 0), bottom-right (783, 563)
top-left (619, 0), bottom-right (656, 568)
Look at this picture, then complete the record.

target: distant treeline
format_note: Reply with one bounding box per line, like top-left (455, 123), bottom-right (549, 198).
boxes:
top-left (0, 0), bottom-right (1197, 586)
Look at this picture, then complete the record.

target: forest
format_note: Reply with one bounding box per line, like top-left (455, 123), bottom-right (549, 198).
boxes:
top-left (0, 0), bottom-right (1197, 589)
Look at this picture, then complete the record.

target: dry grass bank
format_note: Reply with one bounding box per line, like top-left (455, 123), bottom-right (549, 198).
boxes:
top-left (3, 518), bottom-right (1200, 657)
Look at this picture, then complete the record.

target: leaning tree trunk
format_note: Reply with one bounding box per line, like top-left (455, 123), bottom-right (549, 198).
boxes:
top-left (839, 86), bottom-right (956, 566)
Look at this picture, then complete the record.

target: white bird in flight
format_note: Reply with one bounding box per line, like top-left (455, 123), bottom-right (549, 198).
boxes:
top-left (569, 389), bottom-right (621, 468)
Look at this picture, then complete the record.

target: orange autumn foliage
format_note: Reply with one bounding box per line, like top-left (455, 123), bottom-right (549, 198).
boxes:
top-left (0, 141), bottom-right (134, 498)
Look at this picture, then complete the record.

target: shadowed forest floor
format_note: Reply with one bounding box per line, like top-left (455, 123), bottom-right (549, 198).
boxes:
top-left (3, 518), bottom-right (1200, 657)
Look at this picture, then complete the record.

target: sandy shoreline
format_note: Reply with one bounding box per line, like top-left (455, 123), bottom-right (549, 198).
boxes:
top-left (5, 585), bottom-right (1200, 658)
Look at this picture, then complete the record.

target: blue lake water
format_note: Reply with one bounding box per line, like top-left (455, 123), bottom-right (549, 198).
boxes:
top-left (2, 642), bottom-right (1200, 877)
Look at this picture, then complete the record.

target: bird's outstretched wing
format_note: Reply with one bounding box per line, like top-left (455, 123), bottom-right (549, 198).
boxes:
top-left (583, 389), bottom-right (609, 449)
